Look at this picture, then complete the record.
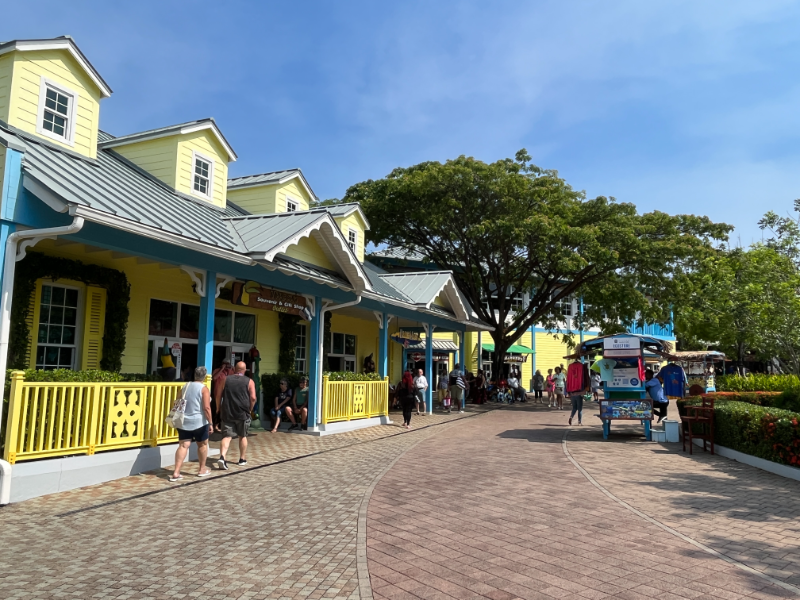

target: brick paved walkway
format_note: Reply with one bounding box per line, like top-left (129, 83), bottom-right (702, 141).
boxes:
top-left (0, 408), bottom-right (484, 599)
top-left (367, 405), bottom-right (800, 600)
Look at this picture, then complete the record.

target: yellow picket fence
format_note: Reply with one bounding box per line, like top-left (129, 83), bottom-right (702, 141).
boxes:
top-left (321, 376), bottom-right (389, 424)
top-left (2, 371), bottom-right (202, 464)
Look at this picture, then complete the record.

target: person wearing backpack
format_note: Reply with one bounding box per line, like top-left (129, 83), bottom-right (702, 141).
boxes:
top-left (169, 366), bottom-right (214, 482)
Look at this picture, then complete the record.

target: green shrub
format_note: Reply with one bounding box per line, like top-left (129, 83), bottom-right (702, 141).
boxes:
top-left (323, 371), bottom-right (383, 382)
top-left (716, 374), bottom-right (800, 393)
top-left (713, 402), bottom-right (800, 466)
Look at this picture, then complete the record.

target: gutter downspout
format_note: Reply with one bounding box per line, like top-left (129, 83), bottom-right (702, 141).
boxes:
top-left (313, 296), bottom-right (361, 430)
top-left (0, 217), bottom-right (85, 503)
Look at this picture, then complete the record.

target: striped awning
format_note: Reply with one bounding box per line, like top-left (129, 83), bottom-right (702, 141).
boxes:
top-left (405, 340), bottom-right (458, 352)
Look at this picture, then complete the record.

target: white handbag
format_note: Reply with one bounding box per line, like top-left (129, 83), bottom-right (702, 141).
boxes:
top-left (166, 383), bottom-right (189, 430)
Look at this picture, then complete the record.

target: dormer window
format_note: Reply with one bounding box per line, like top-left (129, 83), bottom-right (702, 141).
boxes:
top-left (286, 199), bottom-right (298, 212)
top-left (191, 151), bottom-right (214, 199)
top-left (348, 229), bottom-right (358, 252)
top-left (36, 78), bottom-right (78, 145)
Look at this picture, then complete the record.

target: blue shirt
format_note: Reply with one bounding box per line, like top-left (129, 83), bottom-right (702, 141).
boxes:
top-left (645, 378), bottom-right (668, 404)
top-left (659, 364), bottom-right (686, 397)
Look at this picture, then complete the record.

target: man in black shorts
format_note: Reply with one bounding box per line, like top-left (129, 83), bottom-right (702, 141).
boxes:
top-left (217, 361), bottom-right (257, 470)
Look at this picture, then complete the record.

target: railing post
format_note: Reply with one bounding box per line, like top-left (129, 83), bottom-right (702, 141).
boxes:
top-left (87, 383), bottom-right (102, 455)
top-left (3, 371), bottom-right (25, 464)
top-left (383, 376), bottom-right (389, 416)
top-left (321, 375), bottom-right (329, 425)
top-left (149, 384), bottom-right (160, 447)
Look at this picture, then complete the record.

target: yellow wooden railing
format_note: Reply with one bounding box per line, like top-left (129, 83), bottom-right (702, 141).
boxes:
top-left (2, 371), bottom-right (209, 464)
top-left (321, 376), bottom-right (389, 424)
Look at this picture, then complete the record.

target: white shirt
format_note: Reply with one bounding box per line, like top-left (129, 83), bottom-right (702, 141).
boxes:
top-left (507, 376), bottom-right (520, 389)
top-left (413, 375), bottom-right (428, 390)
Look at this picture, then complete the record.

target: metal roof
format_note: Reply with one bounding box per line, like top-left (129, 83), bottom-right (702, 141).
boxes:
top-left (221, 200), bottom-right (249, 218)
top-left (226, 212), bottom-right (328, 256)
top-left (4, 124), bottom-right (243, 252)
top-left (269, 255), bottom-right (351, 289)
top-left (0, 36), bottom-right (112, 97)
top-left (378, 271), bottom-right (454, 306)
top-left (227, 168), bottom-right (317, 201)
top-left (370, 246), bottom-right (429, 262)
top-left (98, 118), bottom-right (237, 161)
top-left (362, 261), bottom-right (413, 303)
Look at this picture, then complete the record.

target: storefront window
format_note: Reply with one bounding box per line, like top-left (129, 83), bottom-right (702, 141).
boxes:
top-left (214, 309), bottom-right (232, 342)
top-left (295, 324), bottom-right (307, 373)
top-left (179, 304), bottom-right (200, 339)
top-left (36, 284), bottom-right (79, 370)
top-left (234, 313), bottom-right (255, 345)
top-left (329, 333), bottom-right (356, 372)
top-left (148, 299), bottom-right (177, 336)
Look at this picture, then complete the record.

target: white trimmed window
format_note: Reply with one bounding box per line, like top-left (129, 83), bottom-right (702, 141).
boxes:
top-left (329, 333), bottom-right (356, 372)
top-left (286, 199), bottom-right (299, 212)
top-left (348, 229), bottom-right (358, 253)
top-left (36, 284), bottom-right (80, 370)
top-left (295, 324), bottom-right (307, 373)
top-left (36, 78), bottom-right (78, 145)
top-left (191, 151), bottom-right (214, 199)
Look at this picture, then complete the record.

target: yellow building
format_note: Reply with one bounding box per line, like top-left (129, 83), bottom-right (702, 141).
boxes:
top-left (0, 37), bottom-right (492, 501)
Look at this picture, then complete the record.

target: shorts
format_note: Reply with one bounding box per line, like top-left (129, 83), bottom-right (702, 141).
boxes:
top-left (555, 390), bottom-right (565, 400)
top-left (270, 407), bottom-right (288, 418)
top-left (221, 418), bottom-right (251, 439)
top-left (414, 389), bottom-right (425, 403)
top-left (177, 424), bottom-right (210, 442)
top-left (450, 386), bottom-right (464, 401)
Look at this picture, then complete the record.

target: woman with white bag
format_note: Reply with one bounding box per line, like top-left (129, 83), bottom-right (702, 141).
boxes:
top-left (168, 366), bottom-right (214, 482)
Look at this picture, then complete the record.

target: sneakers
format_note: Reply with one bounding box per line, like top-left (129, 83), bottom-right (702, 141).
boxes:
top-left (459, 410), bottom-right (464, 413)
top-left (218, 457), bottom-right (228, 470)
top-left (237, 458), bottom-right (247, 466)
top-left (288, 424), bottom-right (299, 431)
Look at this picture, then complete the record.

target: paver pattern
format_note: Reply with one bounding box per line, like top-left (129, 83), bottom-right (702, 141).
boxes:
top-left (0, 409), bottom-right (481, 599)
top-left (367, 404), bottom-right (800, 599)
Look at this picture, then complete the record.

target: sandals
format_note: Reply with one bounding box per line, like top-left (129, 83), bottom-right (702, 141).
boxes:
top-left (168, 475), bottom-right (184, 483)
top-left (197, 470), bottom-right (212, 477)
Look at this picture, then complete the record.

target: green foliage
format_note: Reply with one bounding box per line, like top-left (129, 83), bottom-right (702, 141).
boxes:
top-left (323, 371), bottom-right (383, 382)
top-left (261, 372), bottom-right (308, 403)
top-left (9, 252), bottom-right (130, 371)
top-left (344, 150), bottom-right (731, 377)
top-left (277, 312), bottom-right (300, 373)
top-left (715, 402), bottom-right (800, 467)
top-left (716, 374), bottom-right (800, 392)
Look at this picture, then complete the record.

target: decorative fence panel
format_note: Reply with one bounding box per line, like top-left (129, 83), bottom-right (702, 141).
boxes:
top-left (2, 372), bottom-right (198, 464)
top-left (321, 377), bottom-right (388, 424)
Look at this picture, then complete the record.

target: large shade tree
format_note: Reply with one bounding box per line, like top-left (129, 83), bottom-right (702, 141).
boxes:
top-left (343, 151), bottom-right (731, 378)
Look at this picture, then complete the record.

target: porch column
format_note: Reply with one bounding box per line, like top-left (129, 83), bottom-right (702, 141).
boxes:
top-left (477, 331), bottom-right (483, 371)
top-left (307, 296), bottom-right (323, 429)
top-left (425, 324), bottom-right (434, 414)
top-left (379, 313), bottom-right (388, 378)
top-left (459, 331), bottom-right (466, 371)
top-left (197, 270), bottom-right (216, 373)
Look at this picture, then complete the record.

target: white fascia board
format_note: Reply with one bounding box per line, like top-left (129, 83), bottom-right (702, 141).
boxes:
top-left (69, 205), bottom-right (254, 265)
top-left (256, 215), bottom-right (371, 292)
top-left (22, 175), bottom-right (70, 213)
top-left (258, 262), bottom-right (352, 291)
top-left (180, 122), bottom-right (237, 162)
top-left (1, 40), bottom-right (112, 97)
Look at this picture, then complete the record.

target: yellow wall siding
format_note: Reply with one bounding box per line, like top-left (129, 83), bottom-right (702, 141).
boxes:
top-left (177, 132), bottom-right (229, 208)
top-left (276, 179), bottom-right (311, 212)
top-left (284, 236), bottom-right (337, 271)
top-left (329, 313), bottom-right (378, 373)
top-left (6, 50), bottom-right (103, 158)
top-left (0, 54), bottom-right (13, 122)
top-left (112, 137), bottom-right (179, 185)
top-left (518, 330), bottom-right (533, 388)
top-left (534, 333), bottom-right (571, 374)
top-left (227, 185), bottom-right (277, 215)
top-left (335, 214), bottom-right (365, 263)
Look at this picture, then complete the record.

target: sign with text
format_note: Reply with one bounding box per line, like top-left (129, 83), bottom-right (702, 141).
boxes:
top-left (231, 282), bottom-right (310, 319)
top-left (603, 348), bottom-right (643, 358)
top-left (603, 336), bottom-right (641, 351)
top-left (394, 330), bottom-right (421, 341)
top-left (600, 399), bottom-right (653, 420)
top-left (611, 367), bottom-right (642, 389)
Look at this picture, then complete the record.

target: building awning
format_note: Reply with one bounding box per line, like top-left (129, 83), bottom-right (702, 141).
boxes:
top-left (481, 343), bottom-right (535, 354)
top-left (406, 340), bottom-right (459, 352)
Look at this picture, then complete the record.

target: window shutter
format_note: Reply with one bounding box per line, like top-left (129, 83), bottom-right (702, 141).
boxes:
top-left (81, 286), bottom-right (107, 370)
top-left (26, 281), bottom-right (42, 369)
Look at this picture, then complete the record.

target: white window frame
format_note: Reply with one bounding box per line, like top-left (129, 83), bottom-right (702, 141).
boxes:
top-left (286, 198), bottom-right (299, 212)
top-left (329, 332), bottom-right (357, 372)
top-left (36, 77), bottom-right (79, 146)
top-left (348, 228), bottom-right (358, 253)
top-left (190, 150), bottom-right (215, 200)
top-left (35, 283), bottom-right (84, 370)
top-left (295, 323), bottom-right (307, 373)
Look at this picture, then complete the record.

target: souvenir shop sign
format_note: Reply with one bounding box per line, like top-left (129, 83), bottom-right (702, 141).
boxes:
top-left (600, 399), bottom-right (652, 420)
top-left (231, 282), bottom-right (310, 319)
top-left (504, 354), bottom-right (528, 364)
top-left (603, 336), bottom-right (641, 351)
top-left (611, 367), bottom-right (642, 388)
top-left (394, 330), bottom-right (421, 341)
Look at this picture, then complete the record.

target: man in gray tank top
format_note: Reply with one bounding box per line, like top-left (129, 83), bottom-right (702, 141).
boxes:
top-left (216, 361), bottom-right (257, 470)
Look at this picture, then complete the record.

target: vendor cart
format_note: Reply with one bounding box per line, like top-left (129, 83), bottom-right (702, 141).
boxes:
top-left (567, 334), bottom-right (673, 441)
top-left (668, 350), bottom-right (726, 394)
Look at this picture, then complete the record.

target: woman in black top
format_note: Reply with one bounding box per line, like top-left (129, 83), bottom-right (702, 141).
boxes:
top-left (398, 371), bottom-right (416, 429)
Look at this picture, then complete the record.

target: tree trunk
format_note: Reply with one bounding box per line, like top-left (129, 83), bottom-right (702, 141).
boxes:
top-left (490, 331), bottom-right (513, 383)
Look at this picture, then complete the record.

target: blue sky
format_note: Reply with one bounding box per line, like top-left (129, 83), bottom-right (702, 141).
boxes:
top-left (4, 0), bottom-right (800, 245)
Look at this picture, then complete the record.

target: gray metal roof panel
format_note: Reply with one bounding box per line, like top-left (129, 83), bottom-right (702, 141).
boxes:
top-left (227, 169), bottom-right (301, 188)
top-left (5, 125), bottom-right (242, 251)
top-left (362, 261), bottom-right (413, 303)
top-left (378, 271), bottom-right (453, 306)
top-left (221, 200), bottom-right (249, 218)
top-left (405, 339), bottom-right (459, 352)
top-left (226, 212), bottom-right (326, 255)
top-left (271, 255), bottom-right (351, 288)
